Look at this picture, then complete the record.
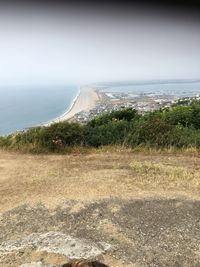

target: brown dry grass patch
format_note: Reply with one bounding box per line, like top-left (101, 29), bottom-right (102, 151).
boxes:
top-left (0, 148), bottom-right (200, 212)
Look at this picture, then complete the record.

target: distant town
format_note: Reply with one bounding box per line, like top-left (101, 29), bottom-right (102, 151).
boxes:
top-left (72, 87), bottom-right (200, 123)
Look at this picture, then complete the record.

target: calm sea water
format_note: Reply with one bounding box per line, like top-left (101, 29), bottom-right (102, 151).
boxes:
top-left (0, 85), bottom-right (79, 136)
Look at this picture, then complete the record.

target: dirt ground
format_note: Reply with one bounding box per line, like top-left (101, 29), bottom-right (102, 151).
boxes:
top-left (0, 149), bottom-right (200, 266)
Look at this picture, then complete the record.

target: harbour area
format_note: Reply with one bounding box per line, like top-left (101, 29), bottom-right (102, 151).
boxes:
top-left (70, 85), bottom-right (200, 123)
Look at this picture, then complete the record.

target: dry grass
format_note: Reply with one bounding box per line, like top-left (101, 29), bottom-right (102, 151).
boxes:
top-left (0, 148), bottom-right (200, 212)
top-left (130, 161), bottom-right (200, 189)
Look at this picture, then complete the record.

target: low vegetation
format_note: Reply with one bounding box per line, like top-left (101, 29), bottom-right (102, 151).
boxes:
top-left (1, 100), bottom-right (200, 153)
top-left (0, 148), bottom-right (200, 212)
top-left (130, 160), bottom-right (199, 189)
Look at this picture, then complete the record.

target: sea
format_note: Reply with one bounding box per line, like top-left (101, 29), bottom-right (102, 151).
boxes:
top-left (0, 85), bottom-right (79, 136)
top-left (1, 81), bottom-right (200, 136)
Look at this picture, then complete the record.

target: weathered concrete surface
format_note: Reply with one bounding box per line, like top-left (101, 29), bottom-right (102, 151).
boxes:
top-left (0, 198), bottom-right (200, 266)
top-left (0, 231), bottom-right (111, 260)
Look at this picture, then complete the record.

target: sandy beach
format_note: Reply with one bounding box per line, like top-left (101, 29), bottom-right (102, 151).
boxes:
top-left (45, 86), bottom-right (99, 125)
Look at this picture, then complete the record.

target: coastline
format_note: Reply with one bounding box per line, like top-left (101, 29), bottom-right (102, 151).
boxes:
top-left (44, 86), bottom-right (99, 126)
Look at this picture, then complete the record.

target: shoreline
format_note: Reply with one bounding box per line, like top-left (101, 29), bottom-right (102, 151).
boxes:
top-left (43, 86), bottom-right (81, 126)
top-left (55, 86), bottom-right (81, 121)
top-left (44, 86), bottom-right (99, 126)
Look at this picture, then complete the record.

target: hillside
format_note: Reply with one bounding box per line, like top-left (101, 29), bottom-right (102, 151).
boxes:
top-left (2, 101), bottom-right (200, 154)
top-left (0, 148), bottom-right (200, 266)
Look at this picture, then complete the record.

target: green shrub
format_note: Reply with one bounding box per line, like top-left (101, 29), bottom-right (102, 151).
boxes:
top-left (1, 104), bottom-right (200, 153)
top-left (84, 108), bottom-right (138, 147)
top-left (84, 119), bottom-right (131, 147)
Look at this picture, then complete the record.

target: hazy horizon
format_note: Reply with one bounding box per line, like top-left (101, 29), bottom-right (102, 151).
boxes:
top-left (0, 2), bottom-right (200, 87)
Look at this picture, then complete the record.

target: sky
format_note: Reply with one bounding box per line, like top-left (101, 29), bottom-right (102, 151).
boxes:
top-left (0, 1), bottom-right (200, 86)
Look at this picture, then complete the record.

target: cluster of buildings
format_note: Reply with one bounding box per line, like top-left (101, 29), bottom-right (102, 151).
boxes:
top-left (72, 90), bottom-right (200, 124)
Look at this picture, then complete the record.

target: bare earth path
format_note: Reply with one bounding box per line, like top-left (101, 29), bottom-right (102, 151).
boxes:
top-left (0, 149), bottom-right (200, 266)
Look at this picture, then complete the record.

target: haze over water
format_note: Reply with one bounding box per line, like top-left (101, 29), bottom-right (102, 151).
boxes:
top-left (0, 3), bottom-right (199, 85)
top-left (0, 2), bottom-right (199, 135)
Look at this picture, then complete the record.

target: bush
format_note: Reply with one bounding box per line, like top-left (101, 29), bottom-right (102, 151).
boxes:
top-left (1, 105), bottom-right (200, 152)
top-left (126, 114), bottom-right (175, 147)
top-left (84, 108), bottom-right (138, 147)
top-left (84, 119), bottom-right (131, 147)
top-left (0, 122), bottom-right (84, 152)
top-left (37, 122), bottom-right (84, 151)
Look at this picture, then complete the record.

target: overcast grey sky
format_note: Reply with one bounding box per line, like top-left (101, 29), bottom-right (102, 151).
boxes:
top-left (0, 4), bottom-right (200, 86)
